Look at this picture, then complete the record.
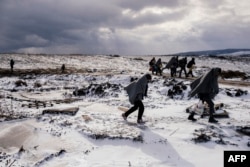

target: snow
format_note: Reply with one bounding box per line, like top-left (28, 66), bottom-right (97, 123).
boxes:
top-left (0, 54), bottom-right (249, 167)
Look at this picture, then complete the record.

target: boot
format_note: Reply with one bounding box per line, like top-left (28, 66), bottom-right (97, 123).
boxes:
top-left (122, 113), bottom-right (127, 121)
top-left (137, 119), bottom-right (145, 124)
top-left (208, 117), bottom-right (218, 123)
top-left (188, 113), bottom-right (197, 121)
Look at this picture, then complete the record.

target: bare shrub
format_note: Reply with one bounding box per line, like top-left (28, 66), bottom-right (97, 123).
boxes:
top-left (221, 70), bottom-right (247, 80)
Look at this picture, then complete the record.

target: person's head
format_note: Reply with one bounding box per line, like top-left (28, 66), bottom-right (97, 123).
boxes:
top-left (145, 74), bottom-right (152, 82)
top-left (213, 68), bottom-right (222, 76)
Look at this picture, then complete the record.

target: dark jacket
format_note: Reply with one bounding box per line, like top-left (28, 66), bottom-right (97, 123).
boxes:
top-left (179, 57), bottom-right (187, 68)
top-left (10, 59), bottom-right (15, 67)
top-left (149, 58), bottom-right (156, 66)
top-left (125, 74), bottom-right (149, 104)
top-left (187, 58), bottom-right (195, 68)
top-left (189, 68), bottom-right (221, 99)
top-left (165, 57), bottom-right (178, 69)
top-left (156, 58), bottom-right (162, 68)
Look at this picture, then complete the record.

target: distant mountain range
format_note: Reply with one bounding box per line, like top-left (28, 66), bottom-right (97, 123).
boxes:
top-left (175, 48), bottom-right (250, 56)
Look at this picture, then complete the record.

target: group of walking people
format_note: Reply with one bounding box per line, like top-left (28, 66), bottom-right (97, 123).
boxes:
top-left (159, 56), bottom-right (195, 78)
top-left (149, 57), bottom-right (163, 75)
top-left (123, 59), bottom-right (222, 124)
top-left (149, 56), bottom-right (196, 78)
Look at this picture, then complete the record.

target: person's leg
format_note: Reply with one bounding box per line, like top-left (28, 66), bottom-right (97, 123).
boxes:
top-left (174, 68), bottom-right (177, 77)
top-left (188, 112), bottom-right (197, 121)
top-left (159, 68), bottom-right (162, 75)
top-left (187, 68), bottom-right (191, 77)
top-left (170, 68), bottom-right (174, 77)
top-left (190, 66), bottom-right (194, 77)
top-left (204, 98), bottom-right (214, 116)
top-left (124, 102), bottom-right (139, 117)
top-left (203, 98), bottom-right (218, 123)
top-left (137, 100), bottom-right (144, 121)
top-left (188, 69), bottom-right (193, 77)
top-left (179, 68), bottom-right (182, 77)
top-left (184, 68), bottom-right (187, 77)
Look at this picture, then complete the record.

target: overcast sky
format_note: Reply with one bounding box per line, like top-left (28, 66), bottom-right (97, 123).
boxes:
top-left (1, 0), bottom-right (250, 55)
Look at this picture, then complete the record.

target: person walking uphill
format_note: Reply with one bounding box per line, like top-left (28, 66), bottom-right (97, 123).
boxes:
top-left (149, 57), bottom-right (156, 73)
top-left (164, 56), bottom-right (178, 77)
top-left (187, 58), bottom-right (195, 77)
top-left (155, 58), bottom-right (163, 75)
top-left (122, 74), bottom-right (152, 124)
top-left (10, 59), bottom-right (15, 73)
top-left (188, 68), bottom-right (222, 123)
top-left (178, 57), bottom-right (187, 78)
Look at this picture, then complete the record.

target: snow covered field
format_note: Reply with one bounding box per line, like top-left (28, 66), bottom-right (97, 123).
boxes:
top-left (0, 54), bottom-right (249, 167)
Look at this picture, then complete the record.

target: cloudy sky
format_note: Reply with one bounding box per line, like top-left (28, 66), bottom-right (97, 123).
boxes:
top-left (1, 0), bottom-right (250, 55)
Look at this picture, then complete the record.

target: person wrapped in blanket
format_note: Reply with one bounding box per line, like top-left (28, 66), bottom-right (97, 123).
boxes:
top-left (154, 58), bottom-right (163, 75)
top-left (187, 58), bottom-right (196, 77)
top-left (188, 68), bottom-right (222, 123)
top-left (149, 57), bottom-right (156, 74)
top-left (122, 74), bottom-right (152, 124)
top-left (164, 56), bottom-right (178, 77)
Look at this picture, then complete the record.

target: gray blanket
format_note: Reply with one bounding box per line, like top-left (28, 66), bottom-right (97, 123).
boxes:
top-left (125, 74), bottom-right (148, 104)
top-left (189, 68), bottom-right (221, 99)
top-left (165, 57), bottom-right (176, 69)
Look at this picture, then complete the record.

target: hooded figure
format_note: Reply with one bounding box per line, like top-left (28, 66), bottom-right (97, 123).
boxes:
top-left (178, 57), bottom-right (187, 78)
top-left (188, 68), bottom-right (221, 123)
top-left (164, 56), bottom-right (178, 77)
top-left (187, 58), bottom-right (195, 77)
top-left (154, 58), bottom-right (163, 75)
top-left (149, 57), bottom-right (156, 73)
top-left (122, 74), bottom-right (152, 124)
top-left (10, 59), bottom-right (15, 72)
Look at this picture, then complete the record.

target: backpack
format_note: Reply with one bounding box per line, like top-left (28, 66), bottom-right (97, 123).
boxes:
top-left (187, 61), bottom-right (192, 68)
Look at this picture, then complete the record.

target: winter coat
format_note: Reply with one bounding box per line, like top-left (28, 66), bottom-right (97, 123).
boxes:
top-left (189, 68), bottom-right (221, 99)
top-left (149, 58), bottom-right (156, 66)
top-left (178, 57), bottom-right (187, 68)
top-left (156, 58), bottom-right (162, 68)
top-left (187, 59), bottom-right (195, 68)
top-left (165, 57), bottom-right (178, 69)
top-left (125, 74), bottom-right (149, 104)
top-left (10, 59), bottom-right (14, 67)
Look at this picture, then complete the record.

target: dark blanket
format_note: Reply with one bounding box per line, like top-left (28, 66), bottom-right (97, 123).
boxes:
top-left (189, 68), bottom-right (221, 99)
top-left (125, 74), bottom-right (148, 104)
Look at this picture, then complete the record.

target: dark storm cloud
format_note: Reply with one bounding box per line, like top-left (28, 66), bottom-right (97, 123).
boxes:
top-left (117, 0), bottom-right (187, 10)
top-left (1, 0), bottom-right (250, 55)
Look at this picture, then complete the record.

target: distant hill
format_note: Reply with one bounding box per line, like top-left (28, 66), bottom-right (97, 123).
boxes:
top-left (174, 49), bottom-right (250, 56)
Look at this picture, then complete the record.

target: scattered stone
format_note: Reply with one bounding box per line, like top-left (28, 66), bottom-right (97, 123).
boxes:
top-left (163, 79), bottom-right (188, 99)
top-left (192, 133), bottom-right (211, 143)
top-left (73, 82), bottom-right (122, 97)
top-left (42, 107), bottom-right (79, 116)
top-left (15, 80), bottom-right (27, 87)
top-left (221, 70), bottom-right (247, 80)
top-left (224, 88), bottom-right (248, 97)
top-left (236, 126), bottom-right (250, 136)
